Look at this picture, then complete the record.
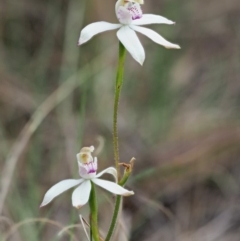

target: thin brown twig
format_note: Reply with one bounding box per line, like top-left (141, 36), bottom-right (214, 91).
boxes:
top-left (2, 218), bottom-right (78, 241)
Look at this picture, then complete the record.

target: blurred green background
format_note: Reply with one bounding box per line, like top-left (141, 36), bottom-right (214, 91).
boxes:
top-left (1, 0), bottom-right (240, 240)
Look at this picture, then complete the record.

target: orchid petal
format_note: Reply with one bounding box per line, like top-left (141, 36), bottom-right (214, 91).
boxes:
top-left (78, 161), bottom-right (88, 178)
top-left (78, 157), bottom-right (97, 179)
top-left (95, 167), bottom-right (117, 182)
top-left (116, 6), bottom-right (133, 25)
top-left (92, 178), bottom-right (134, 196)
top-left (40, 179), bottom-right (83, 207)
top-left (78, 22), bottom-right (121, 45)
top-left (133, 14), bottom-right (175, 25)
top-left (130, 25), bottom-right (180, 49)
top-left (72, 180), bottom-right (91, 208)
top-left (117, 26), bottom-right (145, 65)
top-left (93, 157), bottom-right (98, 171)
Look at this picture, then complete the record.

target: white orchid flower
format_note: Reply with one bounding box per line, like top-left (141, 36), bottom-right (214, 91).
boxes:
top-left (78, 0), bottom-right (180, 65)
top-left (40, 146), bottom-right (134, 209)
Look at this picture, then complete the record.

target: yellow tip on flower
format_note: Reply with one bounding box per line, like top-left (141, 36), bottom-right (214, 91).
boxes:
top-left (77, 146), bottom-right (95, 164)
top-left (80, 146), bottom-right (94, 153)
top-left (135, 0), bottom-right (144, 4)
top-left (121, 0), bottom-right (144, 5)
top-left (79, 153), bottom-right (89, 164)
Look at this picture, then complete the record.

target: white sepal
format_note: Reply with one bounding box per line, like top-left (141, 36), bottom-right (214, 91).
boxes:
top-left (95, 167), bottom-right (117, 182)
top-left (133, 14), bottom-right (175, 25)
top-left (78, 22), bottom-right (121, 45)
top-left (117, 26), bottom-right (145, 65)
top-left (40, 179), bottom-right (83, 207)
top-left (72, 180), bottom-right (91, 208)
top-left (131, 25), bottom-right (180, 49)
top-left (92, 178), bottom-right (134, 196)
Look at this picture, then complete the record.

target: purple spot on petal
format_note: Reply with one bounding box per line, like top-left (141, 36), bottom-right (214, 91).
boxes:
top-left (85, 162), bottom-right (97, 174)
top-left (88, 169), bottom-right (96, 174)
top-left (128, 3), bottom-right (143, 21)
top-left (132, 15), bottom-right (141, 20)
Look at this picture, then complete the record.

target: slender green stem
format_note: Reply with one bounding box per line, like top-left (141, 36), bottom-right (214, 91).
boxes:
top-left (105, 42), bottom-right (127, 241)
top-left (113, 41), bottom-right (126, 181)
top-left (105, 196), bottom-right (121, 241)
top-left (89, 182), bottom-right (100, 241)
top-left (105, 173), bottom-right (130, 241)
